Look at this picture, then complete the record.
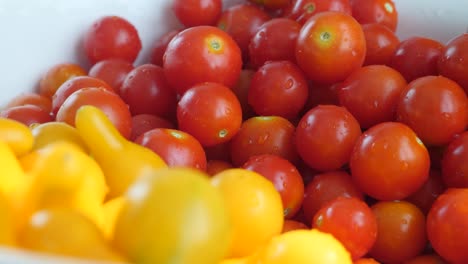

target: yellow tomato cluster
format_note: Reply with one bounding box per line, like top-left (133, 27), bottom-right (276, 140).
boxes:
top-left (0, 105), bottom-right (352, 264)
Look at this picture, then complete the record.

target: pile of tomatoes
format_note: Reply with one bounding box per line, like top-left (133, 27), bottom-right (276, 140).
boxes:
top-left (0, 0), bottom-right (467, 263)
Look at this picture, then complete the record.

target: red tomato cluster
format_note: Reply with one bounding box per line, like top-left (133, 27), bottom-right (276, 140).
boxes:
top-left (2, 0), bottom-right (468, 263)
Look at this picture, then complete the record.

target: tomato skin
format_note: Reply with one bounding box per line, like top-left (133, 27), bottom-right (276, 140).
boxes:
top-left (177, 82), bottom-right (242, 147)
top-left (120, 64), bottom-right (177, 119)
top-left (6, 92), bottom-right (52, 113)
top-left (88, 59), bottom-right (134, 95)
top-left (150, 30), bottom-right (180, 66)
top-left (173, 0), bottom-right (222, 27)
top-left (441, 132), bottom-right (468, 188)
top-left (242, 154), bottom-right (305, 219)
top-left (369, 201), bottom-right (427, 263)
top-left (313, 197), bottom-right (377, 260)
top-left (296, 105), bottom-right (361, 171)
top-left (0, 105), bottom-right (53, 126)
top-left (231, 69), bottom-right (256, 119)
top-left (295, 11), bottom-right (366, 84)
top-left (338, 65), bottom-right (407, 129)
top-left (249, 0), bottom-right (290, 9)
top-left (362, 23), bottom-right (400, 66)
top-left (406, 170), bottom-right (446, 214)
top-left (396, 76), bottom-right (468, 146)
top-left (303, 82), bottom-right (341, 111)
top-left (163, 26), bottom-right (242, 95)
top-left (248, 61), bottom-right (309, 119)
top-left (83, 16), bottom-right (142, 64)
top-left (350, 0), bottom-right (398, 32)
top-left (427, 189), bottom-right (468, 264)
top-left (284, 0), bottom-right (352, 25)
top-left (38, 63), bottom-right (87, 98)
top-left (281, 220), bottom-right (308, 233)
top-left (130, 114), bottom-right (174, 141)
top-left (350, 122), bottom-right (430, 201)
top-left (404, 254), bottom-right (448, 264)
top-left (438, 33), bottom-right (468, 93)
top-left (206, 160), bottom-right (233, 176)
top-left (389, 37), bottom-right (444, 82)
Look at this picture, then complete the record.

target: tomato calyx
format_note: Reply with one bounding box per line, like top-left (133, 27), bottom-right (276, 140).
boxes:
top-left (218, 129), bottom-right (228, 138)
top-left (304, 3), bottom-right (316, 14)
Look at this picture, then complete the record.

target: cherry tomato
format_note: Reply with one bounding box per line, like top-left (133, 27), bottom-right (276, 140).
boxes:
top-left (249, 0), bottom-right (290, 9)
top-left (369, 201), bottom-right (427, 263)
top-left (284, 0), bottom-right (352, 25)
top-left (56, 87), bottom-right (132, 139)
top-left (216, 4), bottom-right (271, 58)
top-left (404, 254), bottom-right (448, 264)
top-left (281, 220), bottom-right (308, 233)
top-left (303, 82), bottom-right (341, 111)
top-left (52, 76), bottom-right (115, 115)
top-left (172, 0), bottom-right (222, 27)
top-left (389, 37), bottom-right (444, 82)
top-left (206, 160), bottom-right (233, 176)
top-left (204, 142), bottom-right (232, 162)
top-left (296, 105), bottom-right (361, 171)
top-left (242, 154), bottom-right (304, 219)
top-left (83, 16), bottom-right (142, 64)
top-left (230, 116), bottom-right (299, 166)
top-left (438, 33), bottom-right (468, 93)
top-left (38, 63), bottom-right (86, 98)
top-left (441, 131), bottom-right (468, 188)
top-left (6, 92), bottom-right (52, 113)
top-left (0, 105), bottom-right (53, 126)
top-left (338, 65), bottom-right (407, 128)
top-left (248, 61), bottom-right (308, 119)
top-left (88, 59), bottom-right (134, 95)
top-left (350, 0), bottom-right (398, 32)
top-left (313, 197), bottom-right (377, 260)
top-left (396, 76), bottom-right (468, 146)
top-left (177, 82), bottom-right (242, 147)
top-left (427, 189), bottom-right (468, 264)
top-left (296, 11), bottom-right (366, 84)
top-left (302, 170), bottom-right (364, 224)
top-left (120, 64), bottom-right (177, 118)
top-left (130, 114), bottom-right (174, 141)
top-left (231, 69), bottom-right (256, 119)
top-left (354, 258), bottom-right (380, 264)
top-left (362, 23), bottom-right (400, 66)
top-left (163, 26), bottom-right (242, 95)
top-left (149, 30), bottom-right (180, 66)
top-left (406, 170), bottom-right (446, 214)
top-left (350, 122), bottom-right (430, 201)
top-left (135, 128), bottom-right (207, 171)
top-left (248, 18), bottom-right (301, 69)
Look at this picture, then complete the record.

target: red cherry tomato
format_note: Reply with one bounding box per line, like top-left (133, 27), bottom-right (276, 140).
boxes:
top-left (303, 82), bottom-right (341, 111)
top-left (230, 116), bottom-right (299, 166)
top-left (149, 30), bottom-right (180, 66)
top-left (281, 220), bottom-right (308, 233)
top-left (362, 23), bottom-right (400, 66)
top-left (163, 26), bottom-right (242, 95)
top-left (130, 114), bottom-right (175, 141)
top-left (313, 197), bottom-right (377, 260)
top-left (6, 92), bottom-right (52, 113)
top-left (248, 61), bottom-right (309, 119)
top-left (242, 154), bottom-right (305, 219)
top-left (406, 170), bottom-right (446, 214)
top-left (88, 59), bottom-right (134, 95)
top-left (441, 131), bottom-right (468, 188)
top-left (396, 76), bottom-right (468, 146)
top-left (0, 105), bottom-right (53, 126)
top-left (284, 0), bottom-right (352, 25)
top-left (350, 122), bottom-right (430, 201)
top-left (56, 87), bottom-right (132, 139)
top-left (120, 64), bottom-right (177, 119)
top-left (38, 63), bottom-right (86, 98)
top-left (338, 65), bottom-right (407, 129)
top-left (438, 33), bottom-right (468, 93)
top-left (204, 142), bottom-right (232, 163)
top-left (404, 254), bottom-right (448, 264)
top-left (296, 105), bottom-right (361, 171)
top-left (350, 0), bottom-right (398, 32)
top-left (427, 189), bottom-right (468, 264)
top-left (369, 201), bottom-right (427, 263)
top-left (206, 160), bottom-right (233, 176)
top-left (295, 11), bottom-right (366, 84)
top-left (177, 82), bottom-right (242, 147)
top-left (231, 69), bottom-right (256, 119)
top-left (83, 16), bottom-right (142, 64)
top-left (135, 128), bottom-right (207, 171)
top-left (172, 0), bottom-right (222, 27)
top-left (389, 37), bottom-right (444, 82)
top-left (249, 0), bottom-right (290, 9)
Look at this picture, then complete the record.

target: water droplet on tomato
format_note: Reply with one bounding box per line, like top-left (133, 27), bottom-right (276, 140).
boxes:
top-left (285, 78), bottom-right (294, 89)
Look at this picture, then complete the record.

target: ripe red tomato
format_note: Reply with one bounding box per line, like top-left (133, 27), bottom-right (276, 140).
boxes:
top-left (206, 160), bottom-right (233, 176)
top-left (295, 105), bottom-right (361, 171)
top-left (230, 116), bottom-right (299, 166)
top-left (350, 0), bottom-right (398, 32)
top-left (0, 105), bottom-right (53, 126)
top-left (302, 170), bottom-right (364, 224)
top-left (313, 197), bottom-right (377, 260)
top-left (149, 30), bottom-right (180, 66)
top-left (284, 0), bottom-right (352, 25)
top-left (242, 154), bottom-right (304, 219)
top-left (120, 64), bottom-right (177, 119)
top-left (362, 23), bottom-right (400, 66)
top-left (172, 0), bottom-right (222, 27)
top-left (6, 92), bottom-right (52, 113)
top-left (135, 128), bottom-right (207, 171)
top-left (38, 63), bottom-right (86, 98)
top-left (281, 220), bottom-right (308, 233)
top-left (369, 201), bottom-right (427, 263)
top-left (427, 189), bottom-right (468, 264)
top-left (303, 82), bottom-right (341, 111)
top-left (404, 254), bottom-right (448, 264)
top-left (130, 114), bottom-right (174, 141)
top-left (204, 142), bottom-right (232, 163)
top-left (438, 33), bottom-right (468, 93)
top-left (350, 122), bottom-right (430, 201)
top-left (88, 59), bottom-right (134, 95)
top-left (389, 37), bottom-right (444, 82)
top-left (441, 131), bottom-right (468, 188)
top-left (56, 87), bottom-right (132, 139)
top-left (177, 82), bottom-right (242, 147)
top-left (248, 61), bottom-right (309, 119)
top-left (248, 18), bottom-right (301, 69)
top-left (231, 69), bottom-right (256, 119)
top-left (163, 26), bottom-right (242, 95)
top-left (406, 170), bottom-right (446, 214)
top-left (338, 65), bottom-right (407, 128)
top-left (249, 0), bottom-right (290, 9)
top-left (83, 16), bottom-right (142, 64)
top-left (295, 11), bottom-right (366, 84)
top-left (396, 76), bottom-right (468, 146)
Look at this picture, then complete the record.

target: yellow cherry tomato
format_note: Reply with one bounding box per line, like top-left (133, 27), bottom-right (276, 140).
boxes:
top-left (18, 208), bottom-right (125, 262)
top-left (0, 117), bottom-right (34, 157)
top-left (100, 196), bottom-right (126, 240)
top-left (30, 121), bottom-right (88, 152)
top-left (113, 167), bottom-right (231, 264)
top-left (211, 168), bottom-right (284, 258)
top-left (0, 192), bottom-right (16, 246)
